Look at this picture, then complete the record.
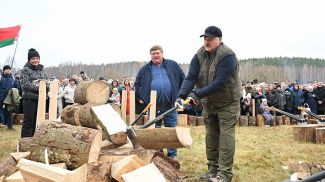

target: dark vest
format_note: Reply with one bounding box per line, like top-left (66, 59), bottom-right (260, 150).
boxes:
top-left (196, 43), bottom-right (241, 103)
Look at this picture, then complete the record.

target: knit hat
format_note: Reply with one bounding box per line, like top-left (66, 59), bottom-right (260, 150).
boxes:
top-left (28, 48), bottom-right (40, 61)
top-left (2, 65), bottom-right (11, 71)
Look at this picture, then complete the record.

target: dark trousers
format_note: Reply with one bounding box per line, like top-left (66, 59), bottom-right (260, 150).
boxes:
top-left (0, 101), bottom-right (13, 128)
top-left (21, 99), bottom-right (38, 138)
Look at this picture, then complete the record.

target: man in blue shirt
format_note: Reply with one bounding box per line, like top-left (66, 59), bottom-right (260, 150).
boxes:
top-left (135, 45), bottom-right (185, 158)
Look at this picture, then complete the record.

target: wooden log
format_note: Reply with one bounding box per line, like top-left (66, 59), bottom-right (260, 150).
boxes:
top-left (239, 116), bottom-right (248, 127)
top-left (99, 148), bottom-right (156, 164)
top-left (248, 116), bottom-right (256, 126)
top-left (111, 155), bottom-right (146, 182)
top-left (148, 91), bottom-right (157, 128)
top-left (316, 127), bottom-right (325, 144)
top-left (177, 114), bottom-right (188, 126)
top-left (76, 103), bottom-right (99, 129)
top-left (0, 155), bottom-right (18, 178)
top-left (121, 90), bottom-right (127, 123)
top-left (196, 116), bottom-right (204, 126)
top-left (275, 116), bottom-right (283, 125)
top-left (91, 104), bottom-right (128, 145)
top-left (49, 80), bottom-right (59, 121)
top-left (85, 162), bottom-right (112, 182)
top-left (135, 127), bottom-right (193, 149)
top-left (61, 104), bottom-right (80, 125)
top-left (18, 158), bottom-right (78, 182)
top-left (187, 115), bottom-right (196, 126)
top-left (36, 80), bottom-right (47, 129)
top-left (151, 156), bottom-right (187, 181)
top-left (292, 124), bottom-right (319, 143)
top-left (74, 80), bottom-right (109, 105)
top-left (308, 119), bottom-right (318, 124)
top-left (256, 115), bottom-right (264, 127)
top-left (122, 163), bottom-right (166, 182)
top-left (25, 121), bottom-right (102, 169)
top-left (12, 113), bottom-right (24, 125)
top-left (282, 116), bottom-right (290, 125)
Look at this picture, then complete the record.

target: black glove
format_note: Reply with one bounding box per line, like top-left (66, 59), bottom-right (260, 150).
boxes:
top-left (175, 97), bottom-right (183, 109)
top-left (188, 91), bottom-right (200, 105)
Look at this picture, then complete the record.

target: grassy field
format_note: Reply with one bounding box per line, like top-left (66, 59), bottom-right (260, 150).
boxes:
top-left (1, 125), bottom-right (325, 182)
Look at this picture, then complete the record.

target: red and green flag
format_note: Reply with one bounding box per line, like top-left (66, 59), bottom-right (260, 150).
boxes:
top-left (0, 25), bottom-right (21, 48)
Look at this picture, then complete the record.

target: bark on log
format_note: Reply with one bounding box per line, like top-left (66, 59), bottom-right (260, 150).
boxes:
top-left (24, 121), bottom-right (102, 169)
top-left (74, 81), bottom-right (110, 105)
top-left (76, 103), bottom-right (98, 128)
top-left (256, 115), bottom-right (264, 127)
top-left (61, 104), bottom-right (80, 125)
top-left (151, 156), bottom-right (187, 182)
top-left (292, 124), bottom-right (319, 143)
top-left (86, 162), bottom-right (112, 182)
top-left (135, 127), bottom-right (193, 149)
top-left (0, 155), bottom-right (18, 178)
top-left (316, 127), bottom-right (325, 144)
top-left (239, 116), bottom-right (248, 127)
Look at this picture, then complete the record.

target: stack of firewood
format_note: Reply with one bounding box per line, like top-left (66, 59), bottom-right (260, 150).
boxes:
top-left (0, 80), bottom-right (192, 182)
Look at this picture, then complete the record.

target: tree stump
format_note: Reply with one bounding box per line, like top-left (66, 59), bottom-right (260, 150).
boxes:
top-left (308, 119), bottom-right (318, 124)
top-left (248, 116), bottom-right (256, 126)
top-left (239, 116), bottom-right (248, 127)
top-left (187, 115), bottom-right (196, 126)
top-left (177, 114), bottom-right (188, 126)
top-left (196, 116), bottom-right (204, 126)
top-left (275, 116), bottom-right (283, 125)
top-left (135, 127), bottom-right (193, 149)
top-left (316, 127), bottom-right (325, 144)
top-left (74, 81), bottom-right (110, 105)
top-left (23, 121), bottom-right (102, 169)
top-left (256, 115), bottom-right (264, 127)
top-left (282, 116), bottom-right (290, 125)
top-left (292, 124), bottom-right (319, 143)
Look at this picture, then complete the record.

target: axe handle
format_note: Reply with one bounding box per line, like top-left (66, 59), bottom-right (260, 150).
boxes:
top-left (140, 105), bottom-right (178, 129)
top-left (130, 103), bottom-right (152, 126)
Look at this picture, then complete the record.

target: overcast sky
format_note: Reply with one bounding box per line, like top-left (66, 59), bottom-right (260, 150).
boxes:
top-left (1, 0), bottom-right (325, 68)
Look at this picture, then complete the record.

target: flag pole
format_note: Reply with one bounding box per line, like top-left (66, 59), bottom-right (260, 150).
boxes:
top-left (11, 36), bottom-right (19, 68)
top-left (11, 24), bottom-right (21, 68)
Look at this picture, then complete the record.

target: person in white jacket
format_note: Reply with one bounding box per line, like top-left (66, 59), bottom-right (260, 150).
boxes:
top-left (63, 78), bottom-right (76, 106)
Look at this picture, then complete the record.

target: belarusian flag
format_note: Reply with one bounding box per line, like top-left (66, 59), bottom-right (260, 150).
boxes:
top-left (0, 25), bottom-right (21, 48)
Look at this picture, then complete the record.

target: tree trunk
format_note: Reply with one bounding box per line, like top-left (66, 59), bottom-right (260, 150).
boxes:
top-left (292, 124), bottom-right (318, 143)
top-left (135, 127), bottom-right (193, 149)
top-left (23, 121), bottom-right (102, 169)
top-left (316, 127), bottom-right (325, 144)
top-left (74, 81), bottom-right (110, 105)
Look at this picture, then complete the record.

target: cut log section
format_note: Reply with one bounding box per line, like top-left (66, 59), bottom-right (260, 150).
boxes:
top-left (316, 127), bottom-right (325, 144)
top-left (25, 121), bottom-right (102, 169)
top-left (256, 115), bottom-right (264, 127)
top-left (111, 155), bottom-right (146, 182)
top-left (248, 116), bottom-right (256, 126)
top-left (91, 104), bottom-right (128, 145)
top-left (135, 127), bottom-right (193, 149)
top-left (99, 148), bottom-right (156, 164)
top-left (151, 156), bottom-right (187, 181)
top-left (239, 116), bottom-right (248, 127)
top-left (60, 104), bottom-right (80, 125)
top-left (122, 163), bottom-right (166, 182)
top-left (282, 116), bottom-right (290, 125)
top-left (0, 155), bottom-right (18, 178)
top-left (74, 80), bottom-right (109, 105)
top-left (292, 124), bottom-right (319, 143)
top-left (18, 158), bottom-right (78, 182)
top-left (177, 114), bottom-right (188, 126)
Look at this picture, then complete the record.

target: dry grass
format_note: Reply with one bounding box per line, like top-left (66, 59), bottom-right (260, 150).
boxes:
top-left (1, 125), bottom-right (325, 182)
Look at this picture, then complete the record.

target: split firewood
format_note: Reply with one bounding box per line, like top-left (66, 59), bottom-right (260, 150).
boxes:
top-left (22, 121), bottom-right (102, 169)
top-left (111, 155), bottom-right (146, 182)
top-left (91, 104), bottom-right (128, 145)
top-left (122, 163), bottom-right (166, 182)
top-left (83, 162), bottom-right (112, 182)
top-left (74, 80), bottom-right (110, 105)
top-left (135, 127), bottom-right (193, 149)
top-left (151, 155), bottom-right (187, 181)
top-left (99, 148), bottom-right (156, 164)
top-left (0, 155), bottom-right (18, 178)
top-left (10, 152), bottom-right (31, 161)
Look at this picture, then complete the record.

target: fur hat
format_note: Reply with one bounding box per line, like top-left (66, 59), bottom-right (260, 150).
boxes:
top-left (28, 48), bottom-right (40, 61)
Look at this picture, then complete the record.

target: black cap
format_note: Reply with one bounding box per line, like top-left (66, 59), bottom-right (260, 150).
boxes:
top-left (28, 48), bottom-right (40, 61)
top-left (200, 26), bottom-right (222, 38)
top-left (2, 65), bottom-right (11, 71)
